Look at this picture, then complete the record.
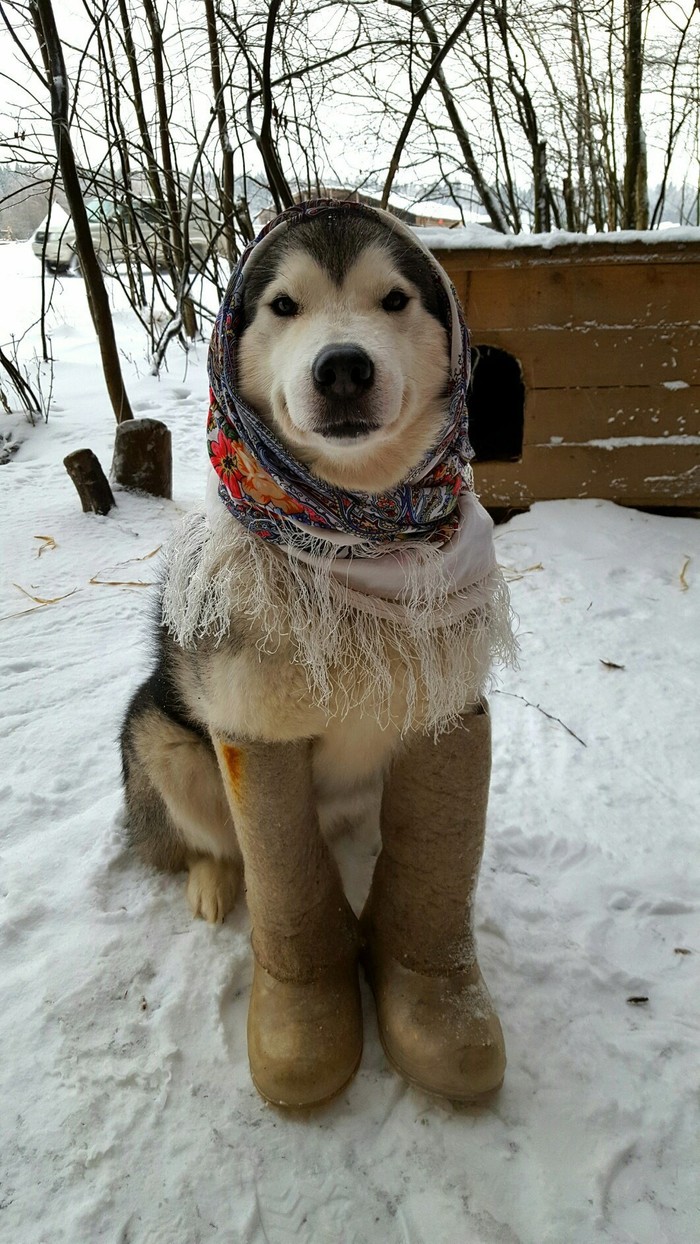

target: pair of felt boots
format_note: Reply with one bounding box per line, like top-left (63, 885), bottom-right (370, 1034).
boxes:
top-left (228, 706), bottom-right (505, 1108)
top-left (249, 930), bottom-right (505, 1108)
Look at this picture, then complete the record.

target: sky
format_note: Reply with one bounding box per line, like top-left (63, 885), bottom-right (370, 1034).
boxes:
top-left (1, 1), bottom-right (698, 220)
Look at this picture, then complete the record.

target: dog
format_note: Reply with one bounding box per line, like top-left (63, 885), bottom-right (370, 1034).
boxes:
top-left (121, 201), bottom-right (512, 1107)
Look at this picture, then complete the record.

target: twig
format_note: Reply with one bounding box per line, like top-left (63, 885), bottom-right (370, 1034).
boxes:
top-left (493, 689), bottom-right (587, 747)
top-left (0, 344), bottom-right (41, 417)
top-left (679, 557), bottom-right (691, 591)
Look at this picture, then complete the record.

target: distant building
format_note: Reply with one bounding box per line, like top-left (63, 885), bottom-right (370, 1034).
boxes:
top-left (253, 186), bottom-right (478, 231)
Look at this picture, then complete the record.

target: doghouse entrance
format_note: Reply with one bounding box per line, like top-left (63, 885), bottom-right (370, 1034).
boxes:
top-left (468, 345), bottom-right (524, 461)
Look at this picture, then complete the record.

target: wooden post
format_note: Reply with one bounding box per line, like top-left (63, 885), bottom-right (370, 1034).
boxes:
top-left (112, 417), bottom-right (172, 498)
top-left (64, 449), bottom-right (116, 515)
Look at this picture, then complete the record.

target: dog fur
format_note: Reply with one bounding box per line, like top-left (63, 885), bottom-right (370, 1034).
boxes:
top-left (121, 212), bottom-right (473, 923)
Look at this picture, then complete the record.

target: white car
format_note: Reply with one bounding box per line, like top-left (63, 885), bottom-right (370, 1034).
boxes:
top-left (31, 196), bottom-right (220, 273)
top-left (31, 203), bottom-right (73, 272)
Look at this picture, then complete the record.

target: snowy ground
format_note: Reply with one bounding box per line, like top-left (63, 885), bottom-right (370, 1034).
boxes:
top-left (1, 242), bottom-right (699, 1244)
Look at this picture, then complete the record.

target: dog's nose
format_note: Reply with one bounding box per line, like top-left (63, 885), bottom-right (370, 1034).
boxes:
top-left (312, 345), bottom-right (374, 398)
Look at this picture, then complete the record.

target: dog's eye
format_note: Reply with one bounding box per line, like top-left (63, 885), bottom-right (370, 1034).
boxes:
top-left (382, 289), bottom-right (410, 312)
top-left (269, 295), bottom-right (299, 317)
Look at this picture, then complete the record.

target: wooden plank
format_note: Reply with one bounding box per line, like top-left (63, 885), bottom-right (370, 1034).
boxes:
top-left (473, 444), bottom-right (700, 507)
top-left (521, 386), bottom-right (700, 445)
top-left (468, 326), bottom-right (700, 389)
top-left (433, 239), bottom-right (700, 275)
top-left (458, 263), bottom-right (700, 331)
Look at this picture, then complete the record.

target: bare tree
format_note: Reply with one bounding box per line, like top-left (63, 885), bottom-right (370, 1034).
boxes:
top-left (1, 0), bottom-right (698, 393)
top-left (379, 1), bottom-right (483, 208)
top-left (25, 0), bottom-right (134, 423)
top-left (623, 0), bottom-right (648, 228)
top-left (203, 0), bottom-right (236, 265)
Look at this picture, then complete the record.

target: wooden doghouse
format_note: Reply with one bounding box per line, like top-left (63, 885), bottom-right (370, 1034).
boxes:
top-left (425, 230), bottom-right (700, 509)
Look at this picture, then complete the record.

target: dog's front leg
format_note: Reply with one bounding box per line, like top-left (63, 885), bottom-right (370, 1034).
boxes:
top-left (361, 703), bottom-right (506, 1101)
top-left (213, 735), bottom-right (362, 1108)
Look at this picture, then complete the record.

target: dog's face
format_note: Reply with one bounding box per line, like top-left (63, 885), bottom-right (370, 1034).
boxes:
top-left (236, 214), bottom-right (451, 492)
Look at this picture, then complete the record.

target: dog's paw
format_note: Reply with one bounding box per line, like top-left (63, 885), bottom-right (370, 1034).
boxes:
top-left (186, 857), bottom-right (241, 924)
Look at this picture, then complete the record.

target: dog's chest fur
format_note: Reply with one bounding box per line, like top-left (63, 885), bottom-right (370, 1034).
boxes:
top-left (174, 628), bottom-right (402, 809)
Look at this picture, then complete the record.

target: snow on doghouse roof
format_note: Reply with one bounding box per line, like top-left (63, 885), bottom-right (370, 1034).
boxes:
top-left (414, 222), bottom-right (700, 251)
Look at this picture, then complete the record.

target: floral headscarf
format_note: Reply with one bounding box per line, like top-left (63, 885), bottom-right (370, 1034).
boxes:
top-left (207, 198), bottom-right (474, 557)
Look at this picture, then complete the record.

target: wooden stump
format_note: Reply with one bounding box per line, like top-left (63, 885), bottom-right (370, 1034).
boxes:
top-left (112, 417), bottom-right (172, 499)
top-left (64, 448), bottom-right (116, 515)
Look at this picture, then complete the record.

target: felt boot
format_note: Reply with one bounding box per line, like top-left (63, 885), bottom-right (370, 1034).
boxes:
top-left (215, 736), bottom-right (362, 1108)
top-left (361, 703), bottom-right (505, 1101)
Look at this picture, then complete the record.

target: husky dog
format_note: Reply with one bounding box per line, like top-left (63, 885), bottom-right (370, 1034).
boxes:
top-left (121, 202), bottom-right (513, 1108)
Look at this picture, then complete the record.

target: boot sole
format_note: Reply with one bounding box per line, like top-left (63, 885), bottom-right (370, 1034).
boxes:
top-left (378, 1032), bottom-right (504, 1104)
top-left (250, 1045), bottom-right (363, 1111)
top-left (362, 951), bottom-right (504, 1105)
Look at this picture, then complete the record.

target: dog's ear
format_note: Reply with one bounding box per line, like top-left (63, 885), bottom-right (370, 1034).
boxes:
top-left (238, 261), bottom-right (270, 334)
top-left (389, 240), bottom-right (451, 332)
top-left (427, 277), bottom-right (452, 333)
top-left (238, 234), bottom-right (288, 334)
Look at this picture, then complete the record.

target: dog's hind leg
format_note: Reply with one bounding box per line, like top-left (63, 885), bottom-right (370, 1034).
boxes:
top-left (213, 734), bottom-right (362, 1108)
top-left (122, 697), bottom-right (242, 923)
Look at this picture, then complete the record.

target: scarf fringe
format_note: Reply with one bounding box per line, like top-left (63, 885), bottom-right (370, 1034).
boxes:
top-left (161, 513), bottom-right (518, 736)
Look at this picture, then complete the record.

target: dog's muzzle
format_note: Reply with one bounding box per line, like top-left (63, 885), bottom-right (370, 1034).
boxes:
top-left (312, 344), bottom-right (378, 439)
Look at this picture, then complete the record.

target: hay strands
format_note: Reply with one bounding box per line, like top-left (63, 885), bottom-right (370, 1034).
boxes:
top-left (34, 534), bottom-right (57, 558)
top-left (89, 545), bottom-right (161, 588)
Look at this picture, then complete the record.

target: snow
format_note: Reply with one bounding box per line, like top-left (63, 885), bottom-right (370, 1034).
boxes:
top-left (548, 436), bottom-right (700, 449)
top-left (408, 199), bottom-right (464, 222)
top-left (415, 223), bottom-right (700, 252)
top-left (1, 241), bottom-right (699, 1243)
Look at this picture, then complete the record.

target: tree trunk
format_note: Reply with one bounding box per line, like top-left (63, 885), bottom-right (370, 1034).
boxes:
top-left (256, 0), bottom-right (294, 211)
top-left (29, 0), bottom-right (134, 424)
top-left (203, 0), bottom-right (236, 267)
top-left (115, 0), bottom-right (174, 275)
top-left (623, 0), bottom-right (645, 229)
top-left (380, 0), bottom-right (483, 211)
top-left (406, 0), bottom-right (508, 233)
top-left (142, 0), bottom-right (198, 339)
top-left (64, 449), bottom-right (116, 515)
top-left (635, 129), bottom-right (650, 229)
top-left (534, 141), bottom-right (550, 233)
